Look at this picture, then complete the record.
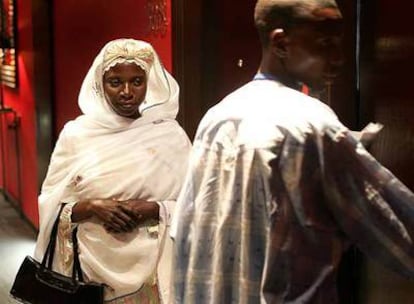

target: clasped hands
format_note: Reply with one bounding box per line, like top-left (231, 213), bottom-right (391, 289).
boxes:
top-left (89, 198), bottom-right (159, 233)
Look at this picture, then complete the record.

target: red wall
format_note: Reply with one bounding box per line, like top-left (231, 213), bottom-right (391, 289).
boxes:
top-left (2, 0), bottom-right (39, 226)
top-left (53, 0), bottom-right (173, 134)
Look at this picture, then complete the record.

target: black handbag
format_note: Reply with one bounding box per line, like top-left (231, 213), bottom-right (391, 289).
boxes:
top-left (10, 205), bottom-right (104, 304)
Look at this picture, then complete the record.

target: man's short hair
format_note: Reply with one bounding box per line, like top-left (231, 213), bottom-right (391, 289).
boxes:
top-left (254, 0), bottom-right (339, 45)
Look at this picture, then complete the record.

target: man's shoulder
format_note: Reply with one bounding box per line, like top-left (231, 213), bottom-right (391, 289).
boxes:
top-left (193, 81), bottom-right (343, 146)
top-left (197, 82), bottom-right (254, 124)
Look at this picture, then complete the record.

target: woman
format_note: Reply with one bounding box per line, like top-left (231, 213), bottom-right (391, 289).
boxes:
top-left (34, 39), bottom-right (191, 303)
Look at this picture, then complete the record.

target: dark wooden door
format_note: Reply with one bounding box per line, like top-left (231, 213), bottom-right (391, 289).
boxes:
top-left (200, 1), bottom-right (260, 112)
top-left (173, 0), bottom-right (259, 139)
top-left (358, 0), bottom-right (414, 302)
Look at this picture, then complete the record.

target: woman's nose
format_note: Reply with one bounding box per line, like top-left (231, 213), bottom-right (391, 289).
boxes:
top-left (121, 83), bottom-right (131, 95)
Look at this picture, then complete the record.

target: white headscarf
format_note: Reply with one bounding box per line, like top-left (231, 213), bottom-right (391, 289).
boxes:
top-left (77, 38), bottom-right (179, 131)
top-left (34, 39), bottom-right (191, 301)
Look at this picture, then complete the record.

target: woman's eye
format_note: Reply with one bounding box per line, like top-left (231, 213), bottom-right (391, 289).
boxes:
top-left (108, 79), bottom-right (121, 87)
top-left (133, 78), bottom-right (143, 86)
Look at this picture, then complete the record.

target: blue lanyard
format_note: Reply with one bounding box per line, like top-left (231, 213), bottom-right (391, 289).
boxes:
top-left (253, 72), bottom-right (279, 81)
top-left (253, 73), bottom-right (305, 92)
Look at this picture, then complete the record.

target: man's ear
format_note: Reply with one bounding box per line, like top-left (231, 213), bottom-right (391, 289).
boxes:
top-left (269, 28), bottom-right (288, 58)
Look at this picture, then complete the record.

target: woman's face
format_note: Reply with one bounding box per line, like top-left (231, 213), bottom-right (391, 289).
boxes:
top-left (103, 62), bottom-right (147, 119)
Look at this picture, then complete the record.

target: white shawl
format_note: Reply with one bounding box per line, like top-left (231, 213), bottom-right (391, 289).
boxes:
top-left (34, 39), bottom-right (191, 302)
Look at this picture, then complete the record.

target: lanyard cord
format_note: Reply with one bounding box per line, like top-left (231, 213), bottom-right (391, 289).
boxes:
top-left (253, 72), bottom-right (279, 81)
top-left (253, 73), bottom-right (309, 95)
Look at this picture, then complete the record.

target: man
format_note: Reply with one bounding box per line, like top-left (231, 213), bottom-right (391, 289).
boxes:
top-left (171, 0), bottom-right (414, 303)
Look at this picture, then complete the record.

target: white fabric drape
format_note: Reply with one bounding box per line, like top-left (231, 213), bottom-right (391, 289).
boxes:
top-left (34, 39), bottom-right (191, 302)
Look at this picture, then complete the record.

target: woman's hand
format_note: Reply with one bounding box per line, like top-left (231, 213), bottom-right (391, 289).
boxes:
top-left (119, 199), bottom-right (159, 225)
top-left (72, 199), bottom-right (137, 233)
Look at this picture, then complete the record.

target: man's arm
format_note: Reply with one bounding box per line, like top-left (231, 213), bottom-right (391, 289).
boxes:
top-left (322, 127), bottom-right (414, 278)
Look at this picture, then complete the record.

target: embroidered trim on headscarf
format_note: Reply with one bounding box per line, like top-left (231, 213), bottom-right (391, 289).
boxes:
top-left (103, 42), bottom-right (154, 73)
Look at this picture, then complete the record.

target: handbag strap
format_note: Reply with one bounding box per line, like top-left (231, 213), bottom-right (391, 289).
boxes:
top-left (40, 204), bottom-right (85, 283)
top-left (41, 204), bottom-right (65, 269)
top-left (71, 226), bottom-right (84, 281)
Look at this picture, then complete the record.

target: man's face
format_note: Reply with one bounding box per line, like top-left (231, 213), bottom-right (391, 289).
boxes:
top-left (283, 9), bottom-right (344, 90)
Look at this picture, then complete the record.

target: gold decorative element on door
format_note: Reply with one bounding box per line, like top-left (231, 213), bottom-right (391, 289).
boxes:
top-left (147, 0), bottom-right (168, 37)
